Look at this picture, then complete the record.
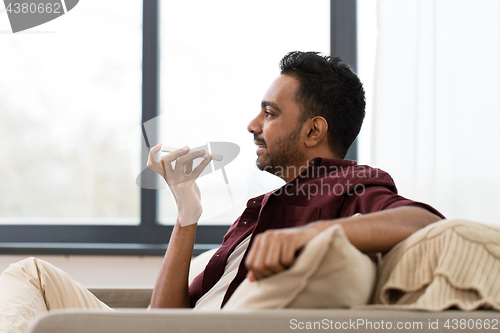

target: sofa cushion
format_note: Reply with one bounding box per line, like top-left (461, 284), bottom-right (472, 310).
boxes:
top-left (223, 224), bottom-right (376, 309)
top-left (189, 248), bottom-right (218, 285)
top-left (371, 219), bottom-right (500, 311)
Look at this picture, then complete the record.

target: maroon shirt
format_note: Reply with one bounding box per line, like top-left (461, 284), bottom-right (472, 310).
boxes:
top-left (189, 157), bottom-right (444, 308)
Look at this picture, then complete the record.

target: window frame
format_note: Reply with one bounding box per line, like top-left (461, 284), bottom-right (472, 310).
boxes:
top-left (0, 0), bottom-right (357, 256)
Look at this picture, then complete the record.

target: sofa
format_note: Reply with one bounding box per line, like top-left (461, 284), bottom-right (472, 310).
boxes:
top-left (26, 220), bottom-right (500, 333)
top-left (25, 307), bottom-right (500, 333)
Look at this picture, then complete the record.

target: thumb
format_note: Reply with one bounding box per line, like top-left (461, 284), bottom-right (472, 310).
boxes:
top-left (152, 143), bottom-right (162, 151)
top-left (247, 271), bottom-right (256, 282)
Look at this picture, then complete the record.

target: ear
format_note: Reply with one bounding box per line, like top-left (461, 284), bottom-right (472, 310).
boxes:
top-left (303, 116), bottom-right (329, 148)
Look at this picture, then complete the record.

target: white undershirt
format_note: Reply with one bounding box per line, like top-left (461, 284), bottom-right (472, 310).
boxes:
top-left (194, 235), bottom-right (251, 310)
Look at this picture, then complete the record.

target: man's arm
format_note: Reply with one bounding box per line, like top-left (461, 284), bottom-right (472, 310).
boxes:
top-left (150, 221), bottom-right (196, 308)
top-left (146, 144), bottom-right (212, 308)
top-left (245, 206), bottom-right (441, 281)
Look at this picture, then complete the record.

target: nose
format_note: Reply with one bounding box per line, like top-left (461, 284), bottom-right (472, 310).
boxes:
top-left (247, 113), bottom-right (262, 135)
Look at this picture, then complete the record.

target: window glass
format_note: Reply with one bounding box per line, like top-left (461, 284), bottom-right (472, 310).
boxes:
top-left (158, 0), bottom-right (330, 224)
top-left (0, 0), bottom-right (142, 224)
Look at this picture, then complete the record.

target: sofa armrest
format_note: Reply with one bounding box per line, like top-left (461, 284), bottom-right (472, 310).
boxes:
top-left (26, 309), bottom-right (500, 333)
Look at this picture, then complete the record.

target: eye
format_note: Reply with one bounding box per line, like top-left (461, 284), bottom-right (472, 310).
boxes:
top-left (264, 110), bottom-right (274, 118)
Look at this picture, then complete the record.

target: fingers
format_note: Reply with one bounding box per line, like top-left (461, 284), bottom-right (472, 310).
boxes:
top-left (151, 147), bottom-right (212, 187)
top-left (160, 159), bottom-right (168, 180)
top-left (158, 147), bottom-right (191, 180)
top-left (174, 149), bottom-right (206, 165)
top-left (148, 144), bottom-right (201, 179)
top-left (146, 143), bottom-right (164, 175)
top-left (159, 146), bottom-right (190, 164)
top-left (244, 226), bottom-right (320, 282)
top-left (280, 238), bottom-right (297, 268)
top-left (247, 271), bottom-right (257, 282)
top-left (184, 159), bottom-right (193, 174)
top-left (188, 154), bottom-right (212, 179)
top-left (264, 234), bottom-right (287, 273)
top-left (173, 149), bottom-right (210, 179)
top-left (245, 233), bottom-right (275, 281)
top-left (245, 231), bottom-right (290, 282)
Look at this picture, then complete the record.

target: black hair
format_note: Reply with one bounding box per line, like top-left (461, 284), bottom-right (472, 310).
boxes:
top-left (280, 51), bottom-right (365, 159)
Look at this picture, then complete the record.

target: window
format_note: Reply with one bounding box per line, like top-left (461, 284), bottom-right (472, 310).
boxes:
top-left (157, 0), bottom-right (330, 225)
top-left (0, 0), bottom-right (142, 226)
top-left (0, 0), bottom-right (357, 255)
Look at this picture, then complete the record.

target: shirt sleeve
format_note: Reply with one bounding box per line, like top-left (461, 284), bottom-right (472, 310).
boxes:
top-left (339, 185), bottom-right (445, 219)
top-left (189, 271), bottom-right (204, 308)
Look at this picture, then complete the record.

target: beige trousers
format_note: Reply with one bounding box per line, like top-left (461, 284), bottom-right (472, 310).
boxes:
top-left (0, 257), bottom-right (111, 333)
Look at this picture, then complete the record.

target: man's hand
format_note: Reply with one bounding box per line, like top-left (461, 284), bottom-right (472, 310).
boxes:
top-left (147, 143), bottom-right (212, 225)
top-left (245, 222), bottom-right (325, 282)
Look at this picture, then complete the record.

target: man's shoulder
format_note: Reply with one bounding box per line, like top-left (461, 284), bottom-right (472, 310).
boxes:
top-left (307, 157), bottom-right (398, 193)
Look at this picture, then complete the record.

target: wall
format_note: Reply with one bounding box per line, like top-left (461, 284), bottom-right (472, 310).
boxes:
top-left (0, 255), bottom-right (164, 288)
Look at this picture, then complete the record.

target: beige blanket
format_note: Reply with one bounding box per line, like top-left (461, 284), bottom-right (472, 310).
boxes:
top-left (369, 219), bottom-right (500, 311)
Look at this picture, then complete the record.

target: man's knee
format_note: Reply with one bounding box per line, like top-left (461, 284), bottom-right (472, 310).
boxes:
top-left (0, 258), bottom-right (50, 333)
top-left (7, 257), bottom-right (44, 274)
top-left (12, 257), bottom-right (38, 267)
top-left (2, 257), bottom-right (55, 288)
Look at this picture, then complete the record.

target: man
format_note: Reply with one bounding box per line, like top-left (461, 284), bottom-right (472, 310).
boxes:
top-left (0, 51), bottom-right (443, 331)
top-left (146, 51), bottom-right (443, 310)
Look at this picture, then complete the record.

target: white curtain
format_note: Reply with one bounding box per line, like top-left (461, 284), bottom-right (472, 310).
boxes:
top-left (371, 0), bottom-right (500, 224)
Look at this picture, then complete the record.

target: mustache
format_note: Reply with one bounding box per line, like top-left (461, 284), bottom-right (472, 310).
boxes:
top-left (253, 135), bottom-right (266, 146)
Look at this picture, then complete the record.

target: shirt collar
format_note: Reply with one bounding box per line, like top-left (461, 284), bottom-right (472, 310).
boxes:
top-left (308, 157), bottom-right (357, 168)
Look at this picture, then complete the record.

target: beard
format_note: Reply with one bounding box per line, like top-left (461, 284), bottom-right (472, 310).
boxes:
top-left (255, 124), bottom-right (306, 179)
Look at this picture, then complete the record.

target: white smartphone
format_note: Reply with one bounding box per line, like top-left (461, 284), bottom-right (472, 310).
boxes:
top-left (160, 144), bottom-right (223, 161)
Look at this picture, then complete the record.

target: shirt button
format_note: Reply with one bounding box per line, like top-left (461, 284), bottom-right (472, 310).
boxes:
top-left (253, 200), bottom-right (256, 204)
top-left (242, 221), bottom-right (247, 224)
top-left (216, 254), bottom-right (219, 257)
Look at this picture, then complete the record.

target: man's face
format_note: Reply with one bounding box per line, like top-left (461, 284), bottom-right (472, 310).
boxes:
top-left (247, 74), bottom-right (307, 178)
